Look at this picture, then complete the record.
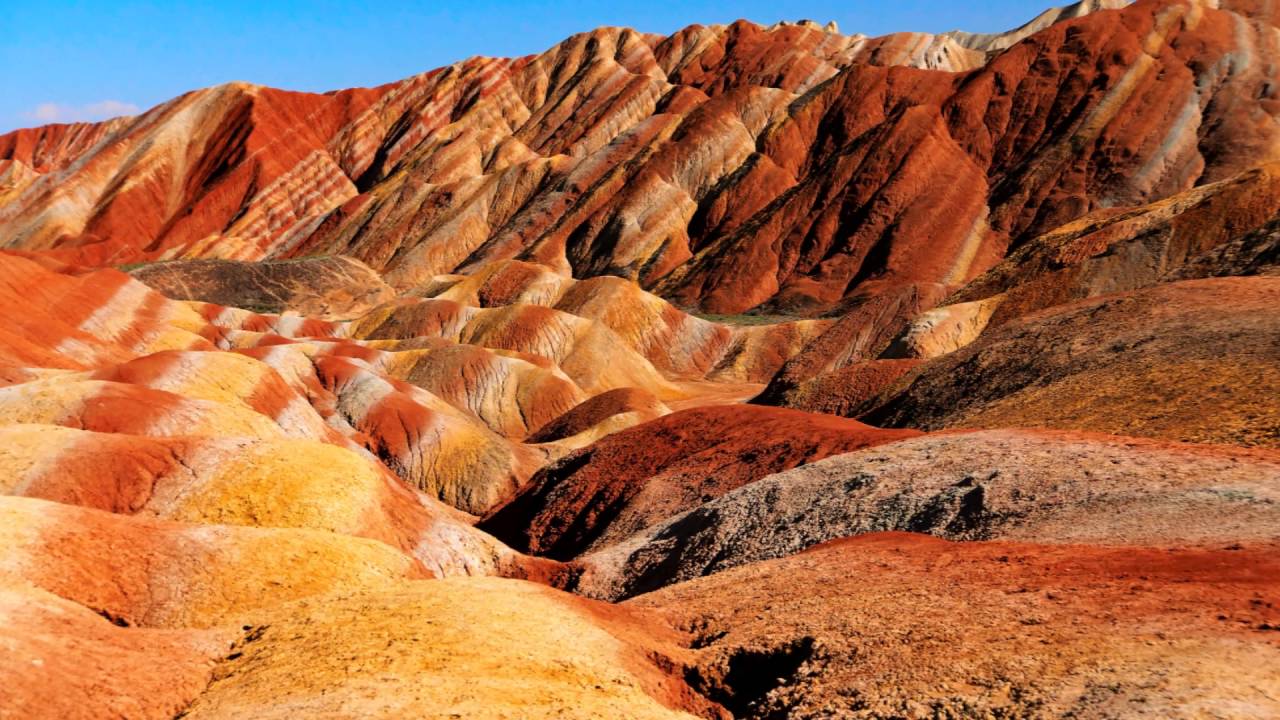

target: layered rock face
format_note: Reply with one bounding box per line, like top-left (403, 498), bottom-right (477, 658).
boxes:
top-left (4, 0), bottom-right (1276, 317)
top-left (3, 0), bottom-right (1279, 716)
top-left (479, 405), bottom-right (919, 559)
top-left (862, 277), bottom-right (1280, 446)
top-left (573, 429), bottom-right (1280, 599)
top-left (0, 246), bottom-right (771, 716)
top-left (127, 255), bottom-right (397, 319)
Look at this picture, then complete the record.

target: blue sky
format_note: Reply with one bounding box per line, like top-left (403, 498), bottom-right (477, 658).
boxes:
top-left (2, 1), bottom-right (1054, 132)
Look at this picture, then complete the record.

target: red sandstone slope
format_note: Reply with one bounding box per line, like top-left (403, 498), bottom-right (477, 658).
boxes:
top-left (0, 583), bottom-right (231, 720)
top-left (753, 163), bottom-right (1280, 415)
top-left (3, 0), bottom-right (1275, 316)
top-left (479, 405), bottom-right (919, 559)
top-left (0, 252), bottom-right (579, 577)
top-left (633, 534), bottom-right (1280, 718)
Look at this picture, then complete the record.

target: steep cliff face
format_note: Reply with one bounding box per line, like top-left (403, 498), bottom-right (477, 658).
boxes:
top-left (4, 0), bottom-right (1273, 316)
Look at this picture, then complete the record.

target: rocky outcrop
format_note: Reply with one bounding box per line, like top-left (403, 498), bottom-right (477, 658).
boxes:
top-left (752, 283), bottom-right (948, 408)
top-left (575, 429), bottom-right (1280, 598)
top-left (1166, 215), bottom-right (1280, 280)
top-left (480, 405), bottom-right (918, 559)
top-left (754, 359), bottom-right (922, 417)
top-left (878, 295), bottom-right (1005, 360)
top-left (947, 163), bottom-right (1280, 329)
top-left (129, 255), bottom-right (396, 319)
top-left (864, 278), bottom-right (1280, 447)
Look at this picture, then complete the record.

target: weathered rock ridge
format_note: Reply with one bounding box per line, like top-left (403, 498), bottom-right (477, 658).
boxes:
top-left (4, 0), bottom-right (1275, 317)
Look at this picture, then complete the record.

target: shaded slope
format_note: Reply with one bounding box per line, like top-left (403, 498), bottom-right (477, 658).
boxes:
top-left (129, 255), bottom-right (396, 319)
top-left (863, 277), bottom-right (1280, 447)
top-left (946, 162), bottom-right (1280, 329)
top-left (480, 405), bottom-right (918, 559)
top-left (575, 429), bottom-right (1280, 599)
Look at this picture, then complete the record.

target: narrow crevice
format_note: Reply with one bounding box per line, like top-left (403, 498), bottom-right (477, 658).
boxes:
top-left (172, 624), bottom-right (271, 719)
top-left (93, 607), bottom-right (131, 628)
top-left (684, 636), bottom-right (818, 719)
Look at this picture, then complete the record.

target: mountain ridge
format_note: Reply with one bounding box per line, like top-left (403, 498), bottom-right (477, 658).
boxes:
top-left (4, 0), bottom-right (1241, 318)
